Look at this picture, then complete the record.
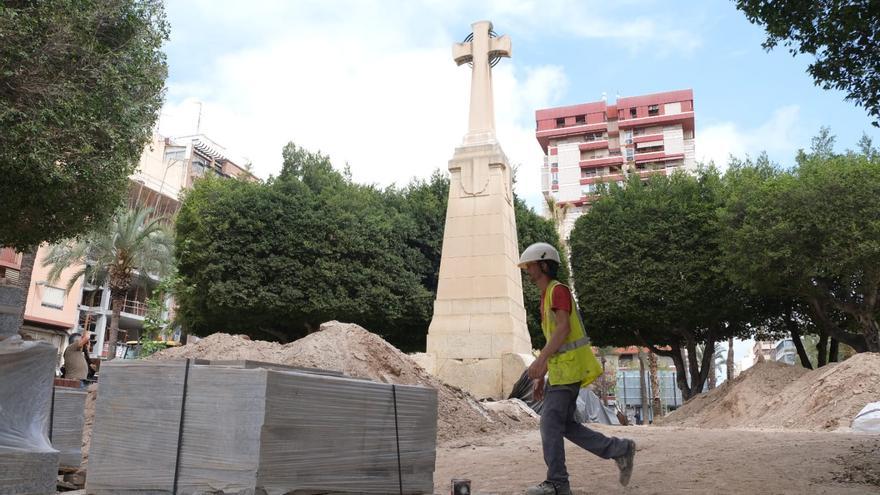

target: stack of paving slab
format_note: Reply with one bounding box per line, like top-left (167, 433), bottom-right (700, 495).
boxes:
top-left (51, 385), bottom-right (87, 469)
top-left (87, 359), bottom-right (438, 494)
top-left (0, 335), bottom-right (59, 495)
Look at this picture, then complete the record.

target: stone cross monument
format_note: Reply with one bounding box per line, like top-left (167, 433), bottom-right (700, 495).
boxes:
top-left (424, 21), bottom-right (533, 399)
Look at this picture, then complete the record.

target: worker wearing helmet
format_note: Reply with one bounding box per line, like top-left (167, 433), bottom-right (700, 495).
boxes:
top-left (519, 242), bottom-right (636, 495)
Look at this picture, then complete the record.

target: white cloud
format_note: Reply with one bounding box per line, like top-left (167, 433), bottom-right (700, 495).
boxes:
top-left (696, 105), bottom-right (802, 169)
top-left (158, 1), bottom-right (700, 210)
top-left (158, 3), bottom-right (570, 201)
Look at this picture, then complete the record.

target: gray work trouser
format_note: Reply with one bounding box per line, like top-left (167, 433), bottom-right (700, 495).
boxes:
top-left (541, 382), bottom-right (630, 485)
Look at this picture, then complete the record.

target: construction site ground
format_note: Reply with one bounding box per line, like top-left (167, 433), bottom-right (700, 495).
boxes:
top-left (434, 425), bottom-right (880, 494)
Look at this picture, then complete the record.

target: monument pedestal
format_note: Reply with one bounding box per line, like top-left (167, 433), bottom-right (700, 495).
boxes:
top-left (426, 142), bottom-right (533, 399)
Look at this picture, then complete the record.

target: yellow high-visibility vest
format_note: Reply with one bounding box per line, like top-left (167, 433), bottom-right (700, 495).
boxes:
top-left (542, 280), bottom-right (603, 387)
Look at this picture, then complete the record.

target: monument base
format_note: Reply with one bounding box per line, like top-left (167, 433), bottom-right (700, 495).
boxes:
top-left (426, 352), bottom-right (534, 400)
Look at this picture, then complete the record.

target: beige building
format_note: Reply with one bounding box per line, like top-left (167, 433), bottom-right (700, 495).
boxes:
top-left (0, 133), bottom-right (253, 363)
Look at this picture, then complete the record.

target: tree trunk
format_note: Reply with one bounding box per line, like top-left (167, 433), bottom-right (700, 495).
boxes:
top-left (15, 245), bottom-right (37, 331)
top-left (708, 359), bottom-right (717, 390)
top-left (790, 328), bottom-right (812, 370)
top-left (828, 338), bottom-right (839, 363)
top-left (107, 295), bottom-right (124, 360)
top-left (637, 350), bottom-right (649, 424)
top-left (726, 337), bottom-right (735, 382)
top-left (669, 345), bottom-right (694, 401)
top-left (648, 351), bottom-right (661, 418)
top-left (817, 331), bottom-right (828, 368)
top-left (859, 316), bottom-right (880, 352)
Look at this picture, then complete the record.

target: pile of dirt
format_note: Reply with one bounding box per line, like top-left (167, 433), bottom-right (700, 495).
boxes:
top-left (150, 321), bottom-right (535, 440)
top-left (656, 352), bottom-right (880, 430)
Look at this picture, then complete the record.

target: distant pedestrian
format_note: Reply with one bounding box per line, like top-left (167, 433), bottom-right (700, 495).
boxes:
top-left (62, 332), bottom-right (90, 385)
top-left (519, 243), bottom-right (636, 495)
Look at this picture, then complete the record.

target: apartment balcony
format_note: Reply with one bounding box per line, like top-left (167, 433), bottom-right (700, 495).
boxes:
top-left (618, 111), bottom-right (695, 130)
top-left (633, 133), bottom-right (665, 144)
top-left (578, 140), bottom-right (609, 152)
top-left (580, 155), bottom-right (624, 169)
top-left (634, 152), bottom-right (685, 164)
top-left (580, 173), bottom-right (625, 185)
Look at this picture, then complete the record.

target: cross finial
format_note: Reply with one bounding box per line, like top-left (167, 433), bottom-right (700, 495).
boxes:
top-left (453, 21), bottom-right (511, 145)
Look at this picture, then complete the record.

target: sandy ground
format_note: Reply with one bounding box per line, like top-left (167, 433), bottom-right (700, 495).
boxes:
top-left (433, 425), bottom-right (880, 495)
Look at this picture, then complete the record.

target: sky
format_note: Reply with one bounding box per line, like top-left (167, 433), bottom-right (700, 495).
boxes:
top-left (158, 0), bottom-right (880, 211)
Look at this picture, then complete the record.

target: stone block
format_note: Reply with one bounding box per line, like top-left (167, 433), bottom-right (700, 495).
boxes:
top-left (472, 234), bottom-right (507, 257)
top-left (502, 353), bottom-right (535, 399)
top-left (435, 358), bottom-right (502, 400)
top-left (473, 275), bottom-right (509, 298)
top-left (492, 332), bottom-right (532, 356)
top-left (409, 352), bottom-right (436, 374)
top-left (433, 333), bottom-right (493, 360)
top-left (435, 277), bottom-right (472, 300)
top-left (469, 313), bottom-right (514, 334)
top-left (426, 314), bottom-right (471, 334)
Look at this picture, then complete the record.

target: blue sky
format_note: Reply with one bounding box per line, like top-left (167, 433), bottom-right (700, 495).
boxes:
top-left (159, 0), bottom-right (879, 213)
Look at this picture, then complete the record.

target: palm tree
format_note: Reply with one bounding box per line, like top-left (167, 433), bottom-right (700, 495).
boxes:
top-left (45, 207), bottom-right (174, 359)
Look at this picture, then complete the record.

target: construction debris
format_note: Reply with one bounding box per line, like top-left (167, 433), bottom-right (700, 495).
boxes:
top-left (0, 337), bottom-right (59, 495)
top-left (151, 321), bottom-right (536, 440)
top-left (656, 352), bottom-right (880, 430)
top-left (87, 359), bottom-right (437, 494)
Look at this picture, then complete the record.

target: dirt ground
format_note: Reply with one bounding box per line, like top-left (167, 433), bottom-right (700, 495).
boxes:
top-left (433, 425), bottom-right (880, 494)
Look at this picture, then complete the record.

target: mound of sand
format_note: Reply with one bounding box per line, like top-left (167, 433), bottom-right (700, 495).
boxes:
top-left (656, 352), bottom-right (880, 430)
top-left (150, 321), bottom-right (535, 440)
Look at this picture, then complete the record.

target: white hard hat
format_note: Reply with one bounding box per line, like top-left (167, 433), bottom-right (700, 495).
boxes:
top-left (518, 242), bottom-right (560, 267)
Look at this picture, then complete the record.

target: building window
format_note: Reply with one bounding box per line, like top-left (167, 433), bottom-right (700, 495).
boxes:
top-left (556, 118), bottom-right (565, 128)
top-left (552, 172), bottom-right (559, 184)
top-left (648, 104), bottom-right (660, 116)
top-left (582, 184), bottom-right (597, 196)
top-left (582, 169), bottom-right (597, 178)
top-left (41, 286), bottom-right (66, 309)
top-left (575, 115), bottom-right (586, 124)
top-left (625, 148), bottom-right (635, 161)
top-left (629, 107), bottom-right (637, 118)
top-left (624, 130), bottom-right (633, 145)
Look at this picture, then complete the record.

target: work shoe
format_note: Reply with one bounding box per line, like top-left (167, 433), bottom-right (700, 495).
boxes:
top-left (614, 439), bottom-right (636, 486)
top-left (524, 480), bottom-right (572, 495)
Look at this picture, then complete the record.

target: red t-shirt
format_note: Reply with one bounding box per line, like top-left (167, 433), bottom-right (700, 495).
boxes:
top-left (540, 284), bottom-right (572, 324)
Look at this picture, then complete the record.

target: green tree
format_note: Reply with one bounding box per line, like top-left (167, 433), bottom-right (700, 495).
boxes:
top-left (45, 207), bottom-right (175, 359)
top-left (175, 145), bottom-right (435, 349)
top-left (0, 0), bottom-right (169, 249)
top-left (735, 0), bottom-right (880, 127)
top-left (570, 170), bottom-right (752, 400)
top-left (515, 196), bottom-right (569, 348)
top-left (718, 130), bottom-right (880, 353)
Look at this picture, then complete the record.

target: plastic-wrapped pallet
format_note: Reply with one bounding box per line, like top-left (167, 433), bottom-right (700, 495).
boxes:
top-left (51, 386), bottom-right (87, 468)
top-left (0, 337), bottom-right (60, 495)
top-left (87, 360), bottom-right (438, 494)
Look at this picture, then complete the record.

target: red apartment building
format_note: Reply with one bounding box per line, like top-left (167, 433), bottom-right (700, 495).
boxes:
top-left (535, 89), bottom-right (696, 240)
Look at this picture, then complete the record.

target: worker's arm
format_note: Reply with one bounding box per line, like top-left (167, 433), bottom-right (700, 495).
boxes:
top-left (527, 308), bottom-right (571, 380)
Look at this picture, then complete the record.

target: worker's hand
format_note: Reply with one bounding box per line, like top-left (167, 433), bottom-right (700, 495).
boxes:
top-left (532, 378), bottom-right (545, 401)
top-left (527, 357), bottom-right (548, 380)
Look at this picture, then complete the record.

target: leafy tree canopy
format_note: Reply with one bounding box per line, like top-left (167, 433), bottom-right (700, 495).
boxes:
top-left (735, 0), bottom-right (880, 126)
top-left (0, 0), bottom-right (168, 249)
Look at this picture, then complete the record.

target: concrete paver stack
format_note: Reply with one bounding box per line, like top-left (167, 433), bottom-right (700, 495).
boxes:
top-left (87, 359), bottom-right (438, 494)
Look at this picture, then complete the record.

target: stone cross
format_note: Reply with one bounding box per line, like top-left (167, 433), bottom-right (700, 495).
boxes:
top-left (453, 21), bottom-right (511, 146)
